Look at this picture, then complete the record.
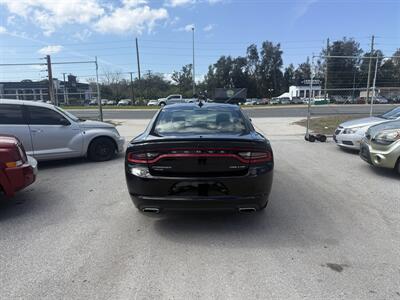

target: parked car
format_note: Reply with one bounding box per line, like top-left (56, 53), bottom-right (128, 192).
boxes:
top-left (147, 100), bottom-right (158, 106)
top-left (360, 119), bottom-right (400, 174)
top-left (101, 99), bottom-right (108, 106)
top-left (302, 98), bottom-right (315, 105)
top-left (270, 98), bottom-right (280, 105)
top-left (257, 98), bottom-right (269, 105)
top-left (333, 107), bottom-right (400, 150)
top-left (0, 99), bottom-right (125, 161)
top-left (355, 97), bottom-right (366, 104)
top-left (117, 99), bottom-right (132, 106)
top-left (291, 97), bottom-right (303, 104)
top-left (388, 96), bottom-right (400, 104)
top-left (157, 94), bottom-right (184, 106)
top-left (125, 102), bottom-right (274, 214)
top-left (89, 99), bottom-right (98, 106)
top-left (106, 100), bottom-right (116, 106)
top-left (244, 99), bottom-right (257, 105)
top-left (0, 135), bottom-right (37, 197)
top-left (279, 97), bottom-right (291, 105)
top-left (369, 96), bottom-right (389, 104)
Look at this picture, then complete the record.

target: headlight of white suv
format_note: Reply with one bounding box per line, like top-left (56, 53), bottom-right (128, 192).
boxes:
top-left (373, 129), bottom-right (400, 145)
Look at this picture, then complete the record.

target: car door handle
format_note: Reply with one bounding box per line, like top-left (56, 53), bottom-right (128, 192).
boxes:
top-left (31, 129), bottom-right (43, 133)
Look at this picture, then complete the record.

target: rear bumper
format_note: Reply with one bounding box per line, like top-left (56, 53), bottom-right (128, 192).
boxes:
top-left (125, 164), bottom-right (273, 212)
top-left (0, 156), bottom-right (37, 197)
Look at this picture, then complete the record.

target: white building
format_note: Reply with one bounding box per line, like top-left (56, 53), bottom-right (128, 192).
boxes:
top-left (289, 84), bottom-right (322, 99)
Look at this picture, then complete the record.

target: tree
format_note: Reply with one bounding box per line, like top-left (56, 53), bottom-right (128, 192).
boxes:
top-left (375, 49), bottom-right (400, 87)
top-left (246, 44), bottom-right (259, 76)
top-left (322, 38), bottom-right (362, 89)
top-left (283, 64), bottom-right (295, 92)
top-left (258, 41), bottom-right (284, 96)
top-left (204, 56), bottom-right (234, 91)
top-left (171, 64), bottom-right (193, 96)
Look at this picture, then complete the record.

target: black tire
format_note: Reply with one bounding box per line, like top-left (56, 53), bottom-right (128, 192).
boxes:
top-left (395, 158), bottom-right (400, 175)
top-left (308, 135), bottom-right (316, 142)
top-left (259, 200), bottom-right (269, 211)
top-left (88, 137), bottom-right (116, 162)
top-left (159, 102), bottom-right (166, 107)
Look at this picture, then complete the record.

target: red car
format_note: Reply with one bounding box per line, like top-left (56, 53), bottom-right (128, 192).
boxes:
top-left (0, 136), bottom-right (37, 197)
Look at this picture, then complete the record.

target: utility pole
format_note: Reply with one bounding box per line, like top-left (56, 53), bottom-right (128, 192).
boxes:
top-left (306, 55), bottom-right (315, 139)
top-left (46, 55), bottom-right (55, 105)
top-left (62, 72), bottom-right (68, 105)
top-left (135, 38), bottom-right (141, 80)
top-left (370, 56), bottom-right (379, 116)
top-left (192, 26), bottom-right (196, 96)
top-left (135, 38), bottom-right (141, 102)
top-left (352, 68), bottom-right (357, 102)
top-left (324, 38), bottom-right (329, 101)
top-left (95, 56), bottom-right (103, 122)
top-left (129, 71), bottom-right (135, 103)
top-left (366, 35), bottom-right (375, 104)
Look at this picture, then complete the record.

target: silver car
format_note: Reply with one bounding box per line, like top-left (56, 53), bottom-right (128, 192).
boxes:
top-left (334, 107), bottom-right (400, 150)
top-left (0, 99), bottom-right (125, 161)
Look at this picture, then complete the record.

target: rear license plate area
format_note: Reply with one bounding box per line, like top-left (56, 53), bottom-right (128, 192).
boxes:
top-left (170, 181), bottom-right (228, 196)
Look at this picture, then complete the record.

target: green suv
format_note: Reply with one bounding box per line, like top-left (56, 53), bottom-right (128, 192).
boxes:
top-left (360, 119), bottom-right (400, 174)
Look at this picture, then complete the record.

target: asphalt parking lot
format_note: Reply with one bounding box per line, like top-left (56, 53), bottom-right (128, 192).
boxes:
top-left (1, 118), bottom-right (400, 299)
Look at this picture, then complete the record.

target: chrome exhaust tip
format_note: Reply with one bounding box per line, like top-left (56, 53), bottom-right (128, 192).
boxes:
top-left (141, 207), bottom-right (160, 214)
top-left (238, 207), bottom-right (257, 213)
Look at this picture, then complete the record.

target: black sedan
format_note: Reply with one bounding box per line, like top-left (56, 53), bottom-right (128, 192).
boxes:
top-left (125, 103), bottom-right (274, 214)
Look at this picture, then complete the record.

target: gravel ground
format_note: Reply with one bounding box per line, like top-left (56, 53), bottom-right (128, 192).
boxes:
top-left (1, 118), bottom-right (399, 300)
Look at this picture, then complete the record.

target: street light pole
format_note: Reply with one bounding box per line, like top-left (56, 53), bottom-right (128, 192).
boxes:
top-left (62, 72), bottom-right (68, 105)
top-left (192, 26), bottom-right (196, 96)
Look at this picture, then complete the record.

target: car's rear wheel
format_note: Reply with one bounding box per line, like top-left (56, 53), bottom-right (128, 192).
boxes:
top-left (259, 200), bottom-right (269, 211)
top-left (159, 102), bottom-right (166, 107)
top-left (88, 137), bottom-right (116, 162)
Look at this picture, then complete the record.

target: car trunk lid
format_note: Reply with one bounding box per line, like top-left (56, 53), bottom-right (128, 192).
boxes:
top-left (127, 137), bottom-right (270, 177)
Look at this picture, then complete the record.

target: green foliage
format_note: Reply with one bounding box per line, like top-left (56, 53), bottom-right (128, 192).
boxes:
top-left (95, 40), bottom-right (399, 102)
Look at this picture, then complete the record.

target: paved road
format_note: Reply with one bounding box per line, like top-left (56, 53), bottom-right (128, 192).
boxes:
top-left (1, 119), bottom-right (399, 299)
top-left (68, 104), bottom-right (399, 120)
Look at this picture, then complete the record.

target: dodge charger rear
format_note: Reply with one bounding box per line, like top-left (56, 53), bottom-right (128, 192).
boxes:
top-left (125, 103), bottom-right (274, 213)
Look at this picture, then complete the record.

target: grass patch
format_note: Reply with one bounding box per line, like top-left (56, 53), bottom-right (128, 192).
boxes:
top-left (294, 114), bottom-right (368, 135)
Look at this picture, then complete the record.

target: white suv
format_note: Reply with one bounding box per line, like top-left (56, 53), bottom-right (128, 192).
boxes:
top-left (0, 99), bottom-right (125, 161)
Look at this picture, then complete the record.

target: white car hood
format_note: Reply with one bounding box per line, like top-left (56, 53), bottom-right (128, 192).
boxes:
top-left (79, 120), bottom-right (114, 129)
top-left (340, 116), bottom-right (385, 128)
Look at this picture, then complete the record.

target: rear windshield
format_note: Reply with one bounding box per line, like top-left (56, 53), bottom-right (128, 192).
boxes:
top-left (154, 107), bottom-right (248, 136)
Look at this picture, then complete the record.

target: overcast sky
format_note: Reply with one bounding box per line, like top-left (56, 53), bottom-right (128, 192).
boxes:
top-left (0, 0), bottom-right (399, 82)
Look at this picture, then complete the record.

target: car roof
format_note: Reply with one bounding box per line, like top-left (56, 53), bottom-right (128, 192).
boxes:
top-left (0, 98), bottom-right (56, 109)
top-left (162, 102), bottom-right (241, 111)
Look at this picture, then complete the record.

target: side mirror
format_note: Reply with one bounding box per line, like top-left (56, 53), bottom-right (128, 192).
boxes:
top-left (59, 118), bottom-right (70, 126)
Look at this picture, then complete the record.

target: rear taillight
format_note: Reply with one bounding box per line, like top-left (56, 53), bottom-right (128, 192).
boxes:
top-left (128, 150), bottom-right (272, 164)
top-left (238, 151), bottom-right (272, 164)
top-left (127, 152), bottom-right (159, 164)
top-left (5, 160), bottom-right (23, 168)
